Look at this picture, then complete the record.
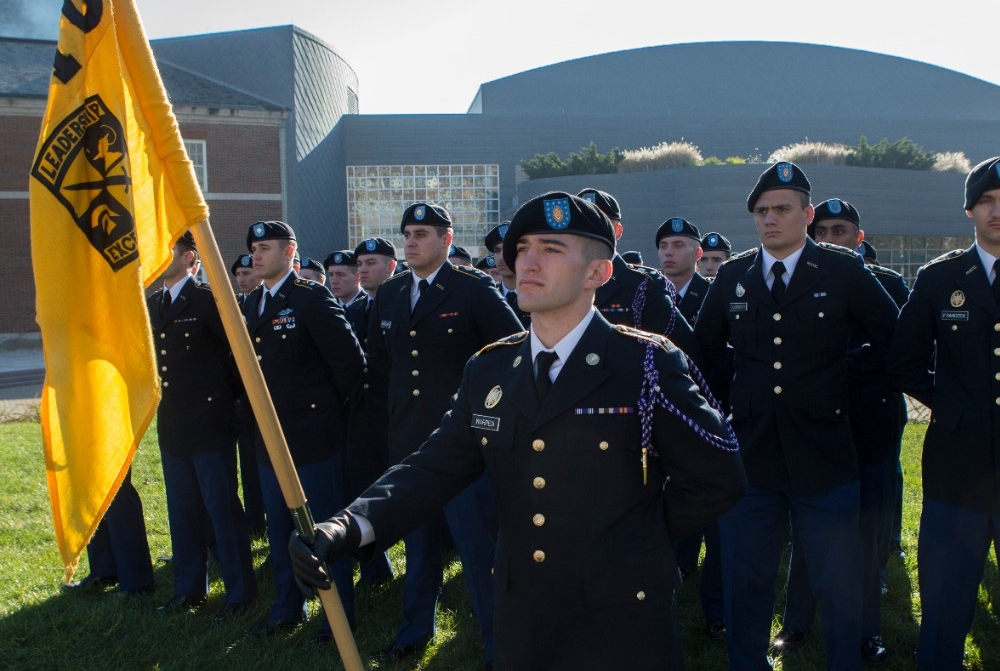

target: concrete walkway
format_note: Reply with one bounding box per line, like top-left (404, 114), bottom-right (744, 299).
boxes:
top-left (0, 334), bottom-right (44, 419)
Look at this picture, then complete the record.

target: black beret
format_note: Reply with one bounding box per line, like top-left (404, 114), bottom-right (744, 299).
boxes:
top-left (449, 244), bottom-right (472, 263)
top-left (503, 191), bottom-right (616, 268)
top-left (247, 220), bottom-right (296, 250)
top-left (964, 156), bottom-right (1000, 210)
top-left (577, 188), bottom-right (621, 220)
top-left (323, 250), bottom-right (357, 268)
top-left (400, 202), bottom-right (452, 232)
top-left (655, 217), bottom-right (701, 246)
top-left (354, 237), bottom-right (396, 259)
top-left (175, 231), bottom-right (196, 251)
top-left (747, 162), bottom-right (811, 212)
top-left (621, 250), bottom-right (643, 265)
top-left (701, 232), bottom-right (732, 254)
top-left (476, 255), bottom-right (498, 270)
top-left (230, 253), bottom-right (253, 276)
top-left (484, 222), bottom-right (511, 251)
top-left (857, 240), bottom-right (878, 262)
top-left (300, 256), bottom-right (326, 276)
top-left (813, 198), bottom-right (861, 227)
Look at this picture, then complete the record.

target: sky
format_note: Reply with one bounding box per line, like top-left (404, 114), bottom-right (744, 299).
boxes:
top-left (6, 0), bottom-right (1000, 115)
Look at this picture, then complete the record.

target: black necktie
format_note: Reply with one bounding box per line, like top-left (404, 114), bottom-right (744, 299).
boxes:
top-left (160, 290), bottom-right (172, 316)
top-left (993, 260), bottom-right (1000, 304)
top-left (259, 290), bottom-right (271, 316)
top-left (771, 261), bottom-right (786, 305)
top-left (412, 279), bottom-right (429, 315)
top-left (535, 351), bottom-right (559, 403)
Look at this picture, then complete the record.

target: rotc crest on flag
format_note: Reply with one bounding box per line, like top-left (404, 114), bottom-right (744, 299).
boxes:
top-left (544, 197), bottom-right (570, 230)
top-left (31, 94), bottom-right (137, 272)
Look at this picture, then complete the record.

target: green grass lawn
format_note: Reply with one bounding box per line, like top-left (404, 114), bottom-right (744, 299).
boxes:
top-left (0, 420), bottom-right (997, 670)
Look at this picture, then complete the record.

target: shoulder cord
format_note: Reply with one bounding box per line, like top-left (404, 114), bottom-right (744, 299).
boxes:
top-left (638, 343), bottom-right (740, 457)
top-left (631, 275), bottom-right (679, 337)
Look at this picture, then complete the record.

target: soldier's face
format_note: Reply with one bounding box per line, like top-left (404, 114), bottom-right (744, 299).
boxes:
top-left (752, 190), bottom-right (813, 257)
top-left (698, 251), bottom-right (729, 278)
top-left (491, 243), bottom-right (516, 283)
top-left (234, 267), bottom-right (257, 293)
top-left (813, 219), bottom-right (862, 250)
top-left (484, 267), bottom-right (503, 283)
top-left (327, 265), bottom-right (360, 300)
top-left (657, 236), bottom-right (702, 282)
top-left (160, 245), bottom-right (197, 286)
top-left (514, 234), bottom-right (611, 316)
top-left (969, 187), bottom-right (1000, 253)
top-left (403, 225), bottom-right (451, 274)
top-left (299, 268), bottom-right (326, 284)
top-left (357, 254), bottom-right (396, 292)
top-left (251, 240), bottom-right (294, 283)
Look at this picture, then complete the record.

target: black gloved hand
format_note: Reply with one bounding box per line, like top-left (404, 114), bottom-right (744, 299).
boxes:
top-left (288, 511), bottom-right (362, 598)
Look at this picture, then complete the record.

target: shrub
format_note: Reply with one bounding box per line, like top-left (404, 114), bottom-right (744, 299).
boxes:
top-left (846, 136), bottom-right (936, 170)
top-left (618, 141), bottom-right (703, 173)
top-left (768, 141), bottom-right (851, 165)
top-left (519, 142), bottom-right (624, 179)
top-left (520, 138), bottom-right (963, 178)
top-left (933, 151), bottom-right (972, 174)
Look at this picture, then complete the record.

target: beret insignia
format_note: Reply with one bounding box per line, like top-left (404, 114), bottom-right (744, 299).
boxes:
top-left (777, 162), bottom-right (794, 183)
top-left (544, 197), bottom-right (571, 230)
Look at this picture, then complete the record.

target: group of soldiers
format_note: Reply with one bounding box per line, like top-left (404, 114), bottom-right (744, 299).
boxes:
top-left (62, 155), bottom-right (1000, 671)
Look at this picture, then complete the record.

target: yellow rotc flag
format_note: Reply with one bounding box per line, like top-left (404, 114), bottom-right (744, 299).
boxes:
top-left (29, 0), bottom-right (208, 581)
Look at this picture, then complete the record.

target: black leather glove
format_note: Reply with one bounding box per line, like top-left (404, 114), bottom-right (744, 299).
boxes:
top-left (288, 511), bottom-right (362, 597)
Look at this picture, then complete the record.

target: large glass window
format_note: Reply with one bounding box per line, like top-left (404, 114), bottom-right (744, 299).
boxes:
top-left (865, 235), bottom-right (973, 286)
top-left (346, 164), bottom-right (500, 260)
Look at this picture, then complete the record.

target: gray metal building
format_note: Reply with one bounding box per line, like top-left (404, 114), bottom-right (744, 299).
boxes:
top-left (6, 28), bottom-right (999, 316)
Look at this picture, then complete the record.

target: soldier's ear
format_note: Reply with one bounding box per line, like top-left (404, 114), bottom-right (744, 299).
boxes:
top-left (585, 258), bottom-right (614, 290)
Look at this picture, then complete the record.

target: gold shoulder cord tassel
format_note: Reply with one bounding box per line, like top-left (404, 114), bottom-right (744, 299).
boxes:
top-left (641, 447), bottom-right (648, 485)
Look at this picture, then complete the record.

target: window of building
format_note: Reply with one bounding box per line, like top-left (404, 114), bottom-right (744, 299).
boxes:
top-left (347, 88), bottom-right (359, 115)
top-left (866, 235), bottom-right (973, 285)
top-left (346, 164), bottom-right (501, 259)
top-left (184, 139), bottom-right (207, 192)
